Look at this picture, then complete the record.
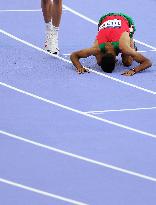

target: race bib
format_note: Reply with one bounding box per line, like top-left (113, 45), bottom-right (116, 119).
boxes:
top-left (99, 19), bottom-right (121, 30)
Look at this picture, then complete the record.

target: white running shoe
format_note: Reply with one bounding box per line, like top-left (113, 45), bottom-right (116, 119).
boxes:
top-left (44, 30), bottom-right (59, 55)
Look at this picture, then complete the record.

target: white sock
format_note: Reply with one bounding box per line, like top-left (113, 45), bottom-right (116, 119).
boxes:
top-left (52, 25), bottom-right (59, 36)
top-left (45, 21), bottom-right (52, 32)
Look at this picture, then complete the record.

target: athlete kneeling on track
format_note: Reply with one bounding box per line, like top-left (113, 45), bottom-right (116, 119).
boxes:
top-left (70, 13), bottom-right (152, 76)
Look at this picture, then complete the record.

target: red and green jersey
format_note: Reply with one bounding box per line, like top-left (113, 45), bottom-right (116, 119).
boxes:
top-left (96, 13), bottom-right (136, 53)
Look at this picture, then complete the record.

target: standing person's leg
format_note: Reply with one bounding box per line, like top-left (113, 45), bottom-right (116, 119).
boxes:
top-left (41, 0), bottom-right (62, 54)
top-left (50, 0), bottom-right (62, 54)
top-left (41, 0), bottom-right (53, 53)
top-left (51, 0), bottom-right (62, 27)
top-left (41, 0), bottom-right (52, 24)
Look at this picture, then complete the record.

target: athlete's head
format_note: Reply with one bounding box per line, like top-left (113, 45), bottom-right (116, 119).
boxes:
top-left (100, 53), bottom-right (116, 73)
top-left (100, 43), bottom-right (116, 73)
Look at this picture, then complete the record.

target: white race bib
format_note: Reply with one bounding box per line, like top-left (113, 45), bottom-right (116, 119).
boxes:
top-left (99, 19), bottom-right (121, 30)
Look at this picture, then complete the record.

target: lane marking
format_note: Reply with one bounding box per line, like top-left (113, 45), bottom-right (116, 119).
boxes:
top-left (63, 4), bottom-right (156, 50)
top-left (0, 29), bottom-right (71, 63)
top-left (1, 130), bottom-right (156, 182)
top-left (63, 5), bottom-right (98, 25)
top-left (0, 177), bottom-right (88, 205)
top-left (63, 53), bottom-right (71, 56)
top-left (139, 50), bottom-right (156, 53)
top-left (0, 82), bottom-right (156, 139)
top-left (86, 106), bottom-right (156, 114)
top-left (0, 29), bottom-right (156, 95)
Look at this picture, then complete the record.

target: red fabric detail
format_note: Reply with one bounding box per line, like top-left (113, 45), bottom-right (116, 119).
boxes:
top-left (96, 15), bottom-right (130, 44)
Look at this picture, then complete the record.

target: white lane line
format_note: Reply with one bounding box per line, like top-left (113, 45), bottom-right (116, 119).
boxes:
top-left (63, 53), bottom-right (71, 56)
top-left (139, 50), bottom-right (156, 53)
top-left (63, 4), bottom-right (156, 50)
top-left (0, 178), bottom-right (88, 205)
top-left (0, 29), bottom-right (71, 64)
top-left (1, 130), bottom-right (156, 182)
top-left (63, 5), bottom-right (97, 25)
top-left (86, 106), bottom-right (156, 114)
top-left (0, 82), bottom-right (156, 139)
top-left (0, 29), bottom-right (156, 95)
top-left (86, 68), bottom-right (156, 95)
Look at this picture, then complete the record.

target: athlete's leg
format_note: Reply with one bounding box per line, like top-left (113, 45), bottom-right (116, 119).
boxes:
top-left (50, 0), bottom-right (62, 54)
top-left (41, 0), bottom-right (62, 54)
top-left (41, 0), bottom-right (53, 52)
top-left (51, 0), bottom-right (62, 27)
top-left (41, 0), bottom-right (52, 23)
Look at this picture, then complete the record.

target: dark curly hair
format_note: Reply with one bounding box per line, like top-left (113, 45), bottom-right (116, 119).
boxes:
top-left (100, 53), bottom-right (116, 73)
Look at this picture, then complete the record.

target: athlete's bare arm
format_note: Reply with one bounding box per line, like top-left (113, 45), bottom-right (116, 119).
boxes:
top-left (119, 32), bottom-right (152, 76)
top-left (70, 47), bottom-right (100, 74)
top-left (121, 38), bottom-right (135, 67)
top-left (121, 46), bottom-right (152, 76)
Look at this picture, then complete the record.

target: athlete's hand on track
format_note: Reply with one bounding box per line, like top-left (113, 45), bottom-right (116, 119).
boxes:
top-left (121, 69), bottom-right (135, 76)
top-left (76, 66), bottom-right (90, 74)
